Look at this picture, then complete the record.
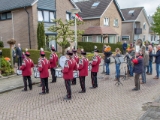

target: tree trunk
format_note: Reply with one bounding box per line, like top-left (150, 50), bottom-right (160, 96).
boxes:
top-left (62, 46), bottom-right (65, 55)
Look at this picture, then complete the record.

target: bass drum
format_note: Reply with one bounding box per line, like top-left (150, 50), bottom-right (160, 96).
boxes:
top-left (59, 56), bottom-right (67, 68)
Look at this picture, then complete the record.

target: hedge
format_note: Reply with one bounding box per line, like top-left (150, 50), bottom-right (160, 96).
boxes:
top-left (78, 42), bottom-right (122, 52)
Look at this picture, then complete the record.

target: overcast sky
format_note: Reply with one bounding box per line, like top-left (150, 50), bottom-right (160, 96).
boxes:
top-left (117, 0), bottom-right (159, 15)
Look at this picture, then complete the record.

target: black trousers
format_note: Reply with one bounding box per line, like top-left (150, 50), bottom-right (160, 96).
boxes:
top-left (18, 57), bottom-right (22, 68)
top-left (91, 72), bottom-right (98, 88)
top-left (50, 68), bottom-right (57, 82)
top-left (41, 78), bottom-right (49, 93)
top-left (134, 73), bottom-right (140, 90)
top-left (23, 76), bottom-right (32, 90)
top-left (72, 78), bottom-right (76, 85)
top-left (79, 76), bottom-right (86, 92)
top-left (65, 80), bottom-right (71, 98)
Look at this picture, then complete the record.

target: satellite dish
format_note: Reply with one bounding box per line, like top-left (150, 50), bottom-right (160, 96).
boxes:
top-left (59, 56), bottom-right (67, 68)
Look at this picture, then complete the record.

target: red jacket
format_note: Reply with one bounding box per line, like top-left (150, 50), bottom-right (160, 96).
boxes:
top-left (38, 58), bottom-right (50, 78)
top-left (71, 58), bottom-right (78, 71)
top-left (20, 58), bottom-right (34, 76)
top-left (78, 58), bottom-right (89, 77)
top-left (62, 59), bottom-right (74, 80)
top-left (73, 55), bottom-right (79, 64)
top-left (91, 55), bottom-right (101, 72)
top-left (50, 53), bottom-right (58, 68)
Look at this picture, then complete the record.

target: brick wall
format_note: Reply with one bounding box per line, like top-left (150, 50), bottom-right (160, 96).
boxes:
top-left (0, 4), bottom-right (38, 49)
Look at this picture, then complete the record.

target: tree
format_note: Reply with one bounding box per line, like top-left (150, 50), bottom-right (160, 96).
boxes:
top-left (152, 6), bottom-right (160, 43)
top-left (48, 19), bottom-right (83, 54)
top-left (37, 22), bottom-right (45, 49)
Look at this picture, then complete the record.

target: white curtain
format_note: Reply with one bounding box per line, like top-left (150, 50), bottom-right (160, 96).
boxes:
top-left (38, 11), bottom-right (43, 21)
top-left (44, 11), bottom-right (49, 22)
top-left (50, 12), bottom-right (55, 22)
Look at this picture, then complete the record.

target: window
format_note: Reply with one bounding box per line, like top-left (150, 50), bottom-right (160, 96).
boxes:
top-left (113, 19), bottom-right (118, 27)
top-left (38, 10), bottom-right (55, 22)
top-left (128, 10), bottom-right (134, 14)
top-left (104, 18), bottom-right (109, 26)
top-left (91, 1), bottom-right (100, 8)
top-left (66, 12), bottom-right (71, 21)
top-left (143, 35), bottom-right (145, 41)
top-left (108, 35), bottom-right (116, 43)
top-left (50, 12), bottom-right (55, 22)
top-left (143, 23), bottom-right (146, 29)
top-left (97, 36), bottom-right (101, 43)
top-left (88, 36), bottom-right (92, 42)
top-left (83, 36), bottom-right (88, 42)
top-left (0, 12), bottom-right (12, 20)
top-left (122, 36), bottom-right (130, 40)
top-left (82, 36), bottom-right (92, 42)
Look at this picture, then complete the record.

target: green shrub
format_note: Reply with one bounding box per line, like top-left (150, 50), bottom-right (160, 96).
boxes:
top-left (78, 42), bottom-right (123, 52)
top-left (2, 48), bottom-right (11, 57)
top-left (0, 41), bottom-right (4, 47)
top-left (0, 57), bottom-right (14, 76)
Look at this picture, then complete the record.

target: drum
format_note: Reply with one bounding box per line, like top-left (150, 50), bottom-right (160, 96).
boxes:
top-left (33, 67), bottom-right (40, 78)
top-left (88, 64), bottom-right (92, 71)
top-left (55, 68), bottom-right (63, 78)
top-left (17, 69), bottom-right (22, 75)
top-left (59, 56), bottom-right (67, 68)
top-left (73, 71), bottom-right (79, 78)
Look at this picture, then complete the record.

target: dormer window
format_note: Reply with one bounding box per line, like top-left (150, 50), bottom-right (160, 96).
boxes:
top-left (128, 10), bottom-right (135, 16)
top-left (91, 1), bottom-right (100, 8)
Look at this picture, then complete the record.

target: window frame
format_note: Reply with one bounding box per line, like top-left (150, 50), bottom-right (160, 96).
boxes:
top-left (113, 19), bottom-right (118, 27)
top-left (66, 11), bottom-right (71, 21)
top-left (122, 35), bottom-right (130, 41)
top-left (104, 17), bottom-right (109, 26)
top-left (0, 11), bottom-right (12, 21)
top-left (38, 9), bottom-right (55, 23)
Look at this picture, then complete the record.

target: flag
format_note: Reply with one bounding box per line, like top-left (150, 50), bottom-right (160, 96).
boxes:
top-left (75, 13), bottom-right (83, 21)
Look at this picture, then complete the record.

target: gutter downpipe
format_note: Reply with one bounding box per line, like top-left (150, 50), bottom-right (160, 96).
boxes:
top-left (133, 21), bottom-right (135, 45)
top-left (24, 7), bottom-right (31, 49)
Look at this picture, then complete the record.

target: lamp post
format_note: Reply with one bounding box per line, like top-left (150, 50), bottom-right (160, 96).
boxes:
top-left (70, 8), bottom-right (80, 50)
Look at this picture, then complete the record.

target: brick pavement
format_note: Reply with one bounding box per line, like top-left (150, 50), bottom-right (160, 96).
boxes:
top-left (0, 63), bottom-right (160, 120)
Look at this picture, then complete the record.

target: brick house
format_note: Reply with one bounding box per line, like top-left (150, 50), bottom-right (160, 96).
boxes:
top-left (121, 7), bottom-right (151, 44)
top-left (75, 0), bottom-right (124, 44)
top-left (0, 0), bottom-right (56, 49)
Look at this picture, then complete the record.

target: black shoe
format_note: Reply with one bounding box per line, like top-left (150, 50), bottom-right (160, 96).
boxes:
top-left (22, 89), bottom-right (27, 92)
top-left (132, 88), bottom-right (139, 91)
top-left (79, 91), bottom-right (86, 93)
top-left (30, 88), bottom-right (32, 90)
top-left (46, 91), bottom-right (49, 94)
top-left (39, 92), bottom-right (45, 95)
top-left (63, 96), bottom-right (71, 100)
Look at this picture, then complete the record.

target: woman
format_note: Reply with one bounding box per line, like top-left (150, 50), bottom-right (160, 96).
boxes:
top-left (104, 46), bottom-right (112, 75)
top-left (113, 48), bottom-right (121, 81)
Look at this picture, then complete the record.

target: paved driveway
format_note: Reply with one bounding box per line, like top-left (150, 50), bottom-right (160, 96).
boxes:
top-left (0, 63), bottom-right (160, 120)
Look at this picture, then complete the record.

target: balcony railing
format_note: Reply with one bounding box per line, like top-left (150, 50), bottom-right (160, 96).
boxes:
top-left (134, 28), bottom-right (142, 34)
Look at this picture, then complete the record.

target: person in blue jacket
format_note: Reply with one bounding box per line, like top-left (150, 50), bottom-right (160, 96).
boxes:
top-left (122, 41), bottom-right (127, 55)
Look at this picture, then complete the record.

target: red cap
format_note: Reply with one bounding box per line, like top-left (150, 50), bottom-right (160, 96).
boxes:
top-left (40, 51), bottom-right (45, 56)
top-left (25, 52), bottom-right (30, 56)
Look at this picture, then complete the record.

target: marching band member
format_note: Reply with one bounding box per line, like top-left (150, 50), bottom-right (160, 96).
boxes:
top-left (62, 50), bottom-right (77, 100)
top-left (78, 49), bottom-right (89, 93)
top-left (20, 50), bottom-right (34, 91)
top-left (38, 50), bottom-right (50, 95)
top-left (72, 47), bottom-right (79, 85)
top-left (132, 51), bottom-right (144, 91)
top-left (90, 49), bottom-right (101, 89)
top-left (50, 45), bottom-right (58, 83)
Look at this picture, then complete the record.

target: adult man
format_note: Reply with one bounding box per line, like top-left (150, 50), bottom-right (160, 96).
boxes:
top-left (125, 47), bottom-right (135, 77)
top-left (62, 50), bottom-right (77, 100)
top-left (122, 41), bottom-right (127, 54)
top-left (50, 45), bottom-right (58, 83)
top-left (16, 43), bottom-right (23, 68)
top-left (132, 52), bottom-right (144, 91)
top-left (72, 48), bottom-right (79, 85)
top-left (78, 49), bottom-right (89, 93)
top-left (152, 45), bottom-right (160, 79)
top-left (38, 51), bottom-right (50, 95)
top-left (20, 51), bottom-right (34, 91)
top-left (90, 49), bottom-right (101, 88)
top-left (147, 45), bottom-right (153, 75)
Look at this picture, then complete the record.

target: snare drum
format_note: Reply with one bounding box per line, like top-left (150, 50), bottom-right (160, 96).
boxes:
top-left (55, 68), bottom-right (63, 78)
top-left (88, 64), bottom-right (92, 71)
top-left (17, 69), bottom-right (22, 75)
top-left (34, 71), bottom-right (40, 78)
top-left (73, 71), bottom-right (79, 78)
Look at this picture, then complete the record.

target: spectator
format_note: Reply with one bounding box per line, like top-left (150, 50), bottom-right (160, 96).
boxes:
top-left (16, 43), bottom-right (23, 68)
top-left (102, 45), bottom-right (107, 74)
top-left (146, 45), bottom-right (153, 75)
top-left (132, 52), bottom-right (144, 91)
top-left (104, 46), bottom-right (112, 75)
top-left (122, 41), bottom-right (127, 54)
top-left (141, 48), bottom-right (149, 84)
top-left (12, 46), bottom-right (16, 67)
top-left (152, 45), bottom-right (160, 79)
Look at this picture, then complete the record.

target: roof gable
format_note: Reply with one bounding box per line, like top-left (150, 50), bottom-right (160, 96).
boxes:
top-left (76, 0), bottom-right (112, 19)
top-left (0, 0), bottom-right (37, 12)
top-left (37, 0), bottom-right (56, 10)
top-left (121, 7), bottom-right (143, 21)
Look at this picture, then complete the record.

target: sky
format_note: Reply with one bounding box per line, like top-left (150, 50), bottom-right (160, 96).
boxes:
top-left (117, 0), bottom-right (159, 15)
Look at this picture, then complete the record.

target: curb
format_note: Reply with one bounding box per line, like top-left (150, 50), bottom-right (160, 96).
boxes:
top-left (0, 74), bottom-right (18, 80)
